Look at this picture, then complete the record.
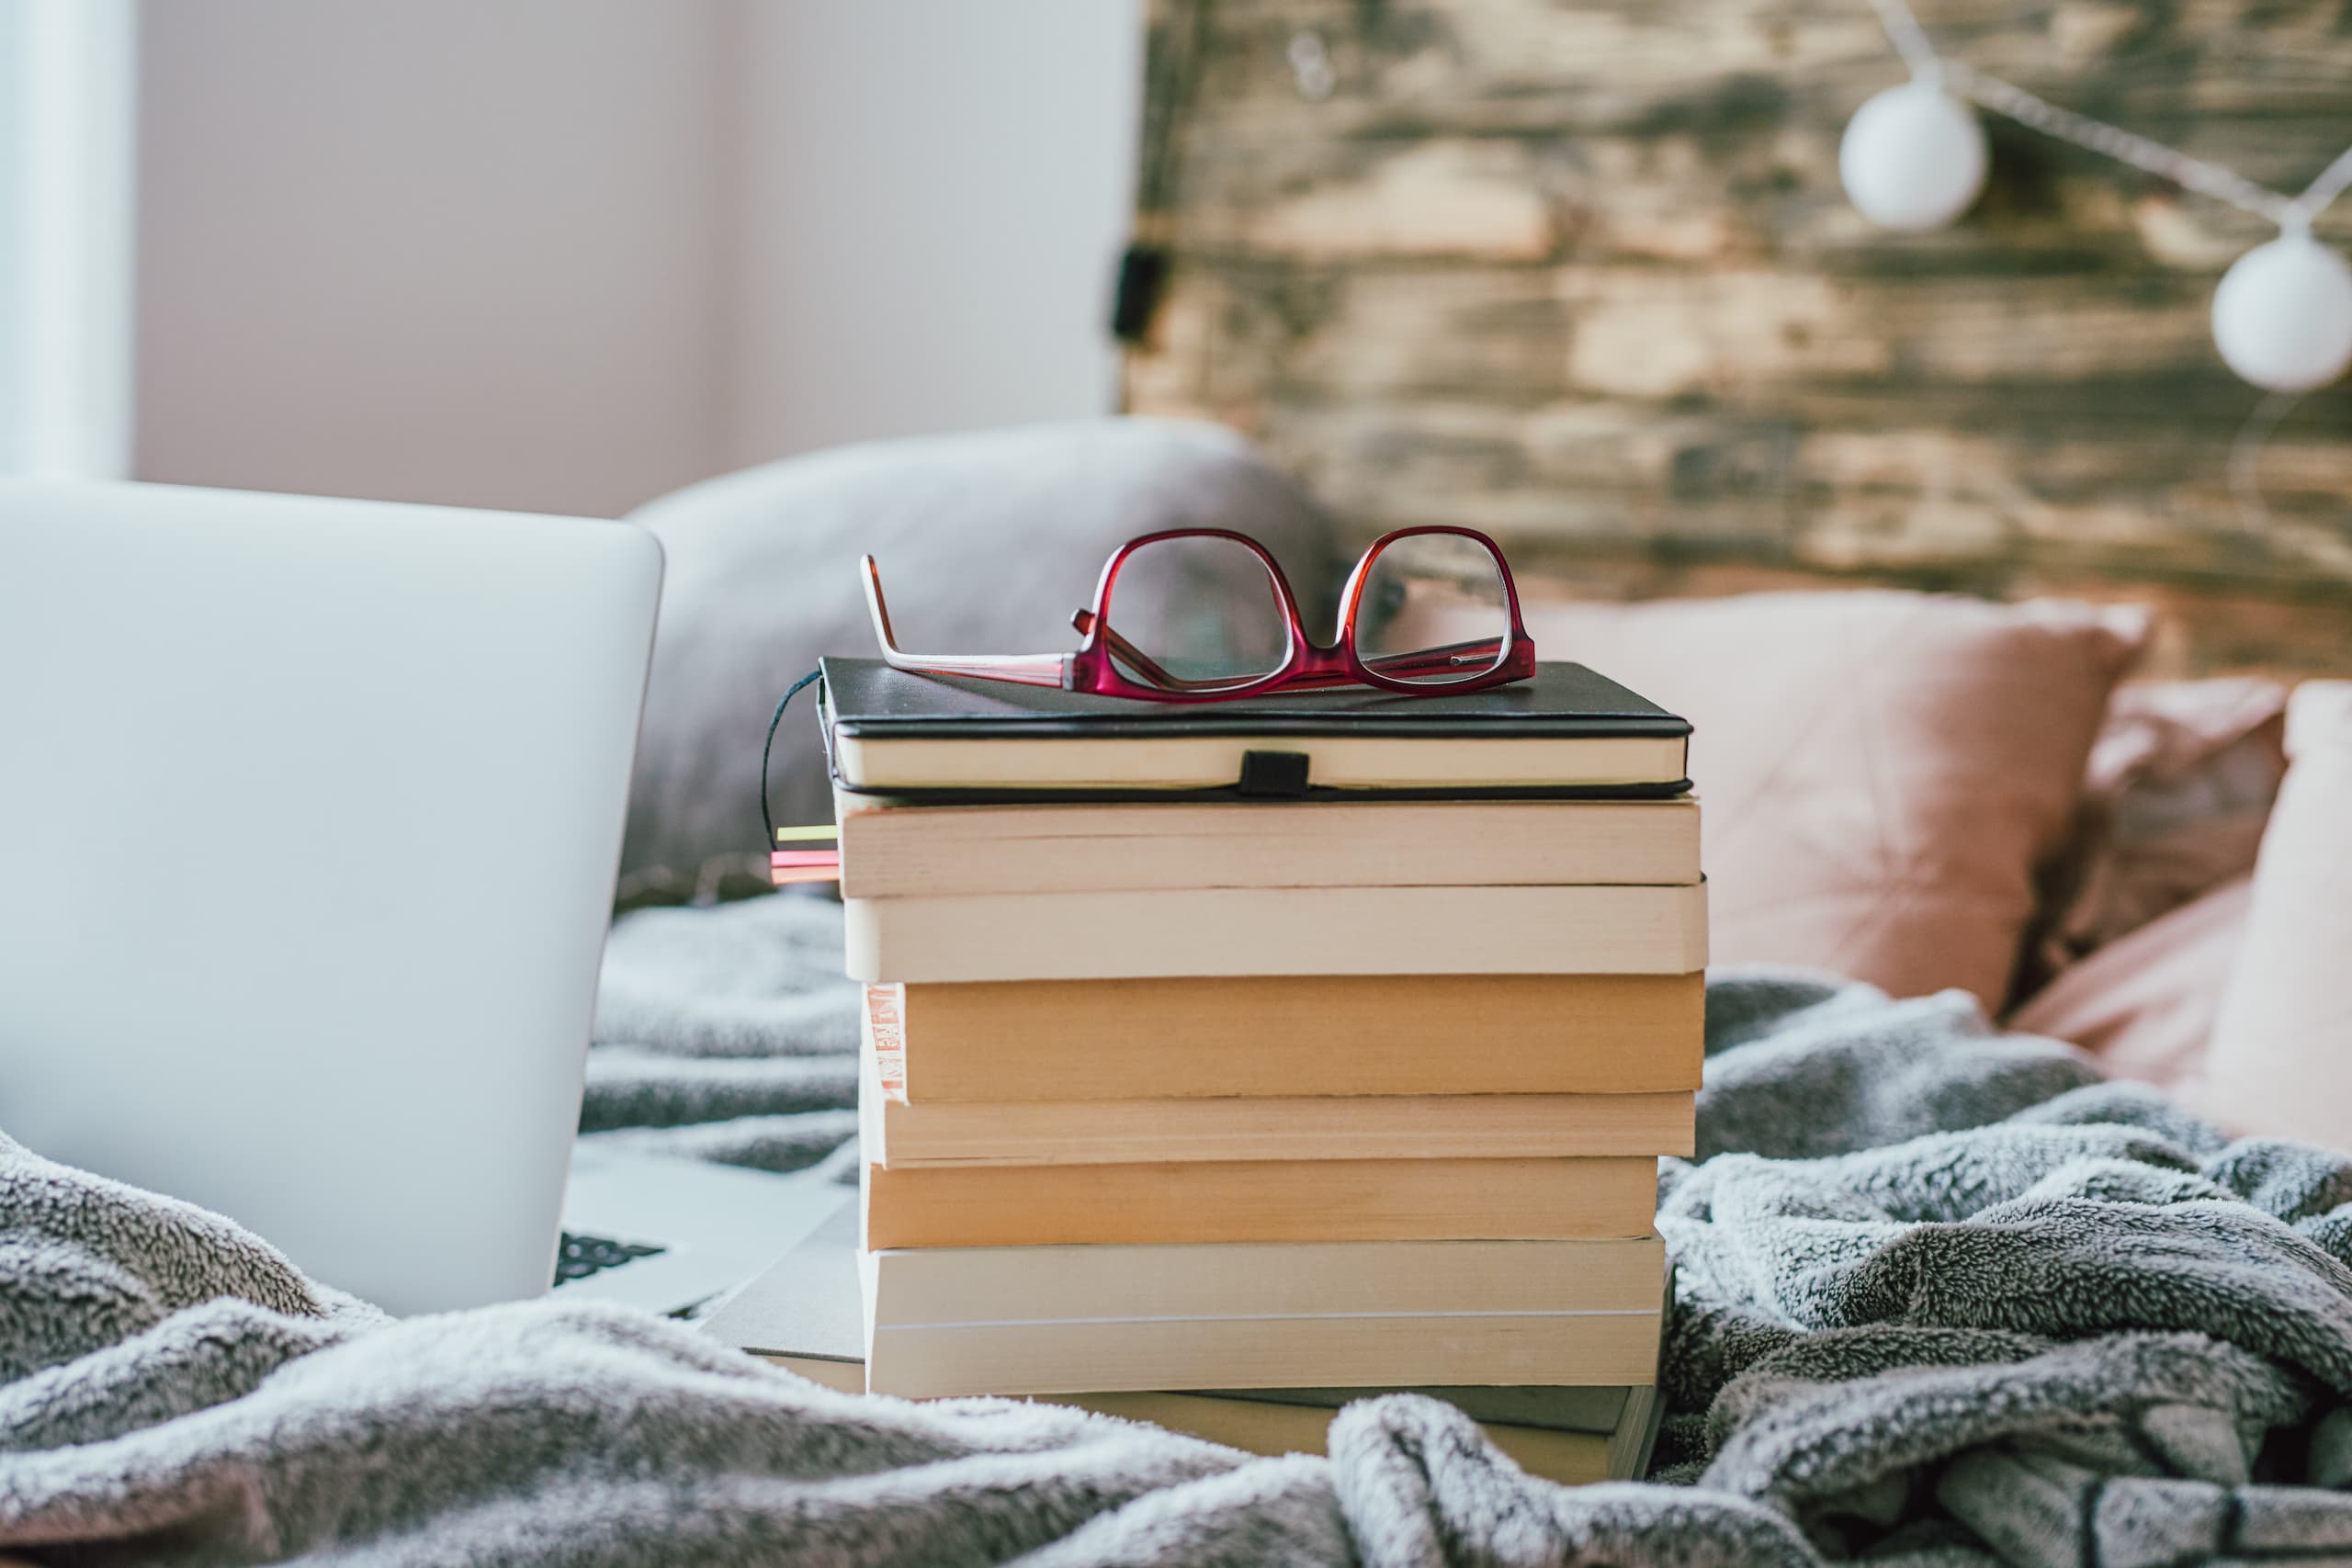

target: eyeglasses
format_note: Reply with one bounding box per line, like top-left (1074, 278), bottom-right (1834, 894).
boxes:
top-left (862, 525), bottom-right (1535, 703)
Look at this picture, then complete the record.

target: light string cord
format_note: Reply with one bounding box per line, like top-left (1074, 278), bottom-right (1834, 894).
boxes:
top-left (2230, 391), bottom-right (2302, 535)
top-left (1867, 0), bottom-right (2352, 232)
top-left (1866, 0), bottom-right (2344, 525)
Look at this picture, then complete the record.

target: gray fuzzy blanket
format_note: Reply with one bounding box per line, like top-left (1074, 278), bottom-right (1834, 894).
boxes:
top-left (5, 892), bottom-right (2351, 1566)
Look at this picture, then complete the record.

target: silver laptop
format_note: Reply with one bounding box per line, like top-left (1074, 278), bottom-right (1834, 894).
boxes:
top-left (0, 479), bottom-right (831, 1315)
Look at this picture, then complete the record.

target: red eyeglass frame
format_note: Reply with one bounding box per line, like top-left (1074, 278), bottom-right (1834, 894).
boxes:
top-left (861, 525), bottom-right (1536, 703)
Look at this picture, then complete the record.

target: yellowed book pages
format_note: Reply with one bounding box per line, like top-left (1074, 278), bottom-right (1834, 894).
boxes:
top-left (886, 973), bottom-right (1704, 1101)
top-left (867, 1085), bottom-right (1697, 1168)
top-left (859, 986), bottom-right (1695, 1165)
top-left (846, 883), bottom-right (1707, 984)
top-left (863, 1154), bottom-right (1658, 1248)
top-left (833, 793), bottom-right (1702, 897)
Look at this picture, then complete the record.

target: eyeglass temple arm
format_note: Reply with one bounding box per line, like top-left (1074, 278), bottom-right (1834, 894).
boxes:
top-left (862, 557), bottom-right (1069, 687)
top-left (1359, 635), bottom-right (1509, 675)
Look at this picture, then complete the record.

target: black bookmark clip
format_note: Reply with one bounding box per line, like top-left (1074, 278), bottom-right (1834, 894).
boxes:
top-left (1235, 750), bottom-right (1311, 798)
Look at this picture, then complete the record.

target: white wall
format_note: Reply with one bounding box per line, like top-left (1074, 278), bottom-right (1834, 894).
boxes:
top-left (130, 0), bottom-right (1140, 518)
top-left (723, 1), bottom-right (1139, 471)
top-left (0, 0), bottom-right (138, 479)
top-left (134, 0), bottom-right (734, 517)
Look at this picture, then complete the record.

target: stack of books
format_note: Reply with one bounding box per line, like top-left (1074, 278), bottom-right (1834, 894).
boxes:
top-left (707, 657), bottom-right (1704, 1484)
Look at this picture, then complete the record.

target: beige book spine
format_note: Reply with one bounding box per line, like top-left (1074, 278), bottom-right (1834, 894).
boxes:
top-left (865, 1311), bottom-right (1664, 1398)
top-left (869, 1087), bottom-right (1697, 1167)
top-left (867, 1235), bottom-right (1668, 1325)
top-left (893, 974), bottom-right (1705, 1101)
top-left (844, 882), bottom-right (1709, 983)
top-left (863, 1156), bottom-right (1660, 1248)
top-left (834, 795), bottom-right (1702, 897)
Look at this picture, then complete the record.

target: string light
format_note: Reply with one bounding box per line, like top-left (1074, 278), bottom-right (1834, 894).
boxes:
top-left (1850, 0), bottom-right (2352, 393)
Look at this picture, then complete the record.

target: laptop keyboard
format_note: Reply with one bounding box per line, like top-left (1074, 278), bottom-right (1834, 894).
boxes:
top-left (555, 1231), bottom-right (668, 1286)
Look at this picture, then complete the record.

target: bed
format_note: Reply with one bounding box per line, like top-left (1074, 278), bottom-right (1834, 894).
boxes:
top-left (11, 1), bottom-right (2352, 1550)
top-left (6, 414), bottom-right (2349, 1566)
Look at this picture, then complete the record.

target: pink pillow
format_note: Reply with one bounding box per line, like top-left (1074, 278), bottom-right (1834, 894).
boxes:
top-left (1518, 592), bottom-right (2146, 1004)
top-left (2197, 682), bottom-right (2352, 1150)
top-left (2008, 874), bottom-right (2250, 1094)
top-left (2018, 679), bottom-right (2286, 998)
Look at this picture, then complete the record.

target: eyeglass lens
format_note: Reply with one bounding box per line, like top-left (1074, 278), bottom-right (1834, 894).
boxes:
top-left (1353, 535), bottom-right (1511, 685)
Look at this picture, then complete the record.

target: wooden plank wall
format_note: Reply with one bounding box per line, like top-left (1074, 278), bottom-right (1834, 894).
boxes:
top-left (1126, 0), bottom-right (2352, 673)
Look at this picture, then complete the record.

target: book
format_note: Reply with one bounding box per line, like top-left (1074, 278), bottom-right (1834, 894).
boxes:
top-left (701, 1206), bottom-right (1665, 1483)
top-left (861, 1234), bottom-right (1667, 1397)
top-left (858, 990), bottom-right (1697, 1172)
top-left (870, 974), bottom-right (1704, 1101)
top-left (831, 793), bottom-right (1702, 898)
top-left (860, 1079), bottom-right (1698, 1168)
top-left (817, 658), bottom-right (1691, 797)
top-left (859, 1154), bottom-right (1660, 1248)
top-left (843, 882), bottom-right (1708, 983)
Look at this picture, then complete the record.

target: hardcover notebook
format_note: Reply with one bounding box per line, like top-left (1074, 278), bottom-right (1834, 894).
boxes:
top-left (817, 658), bottom-right (1692, 800)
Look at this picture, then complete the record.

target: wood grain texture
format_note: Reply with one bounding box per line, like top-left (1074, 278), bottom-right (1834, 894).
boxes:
top-left (1130, 0), bottom-right (2352, 673)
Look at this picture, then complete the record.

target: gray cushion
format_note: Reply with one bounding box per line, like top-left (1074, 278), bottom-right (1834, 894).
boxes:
top-left (620, 418), bottom-right (1342, 885)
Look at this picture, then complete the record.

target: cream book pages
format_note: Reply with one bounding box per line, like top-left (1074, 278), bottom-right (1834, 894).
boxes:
top-left (833, 794), bottom-right (1702, 897)
top-left (861, 1155), bottom-right (1661, 1247)
top-left (865, 1311), bottom-right (1666, 1399)
top-left (843, 882), bottom-right (1709, 984)
top-left (833, 730), bottom-right (1691, 792)
top-left (866, 1084), bottom-right (1698, 1167)
top-left (865, 1235), bottom-right (1668, 1325)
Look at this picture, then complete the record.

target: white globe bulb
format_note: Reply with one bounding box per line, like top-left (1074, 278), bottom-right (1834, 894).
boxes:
top-left (1839, 82), bottom-right (1989, 231)
top-left (2211, 234), bottom-right (2352, 393)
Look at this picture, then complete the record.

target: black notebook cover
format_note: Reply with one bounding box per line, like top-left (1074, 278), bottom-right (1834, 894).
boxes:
top-left (818, 658), bottom-right (1690, 742)
top-left (816, 658), bottom-right (1691, 805)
